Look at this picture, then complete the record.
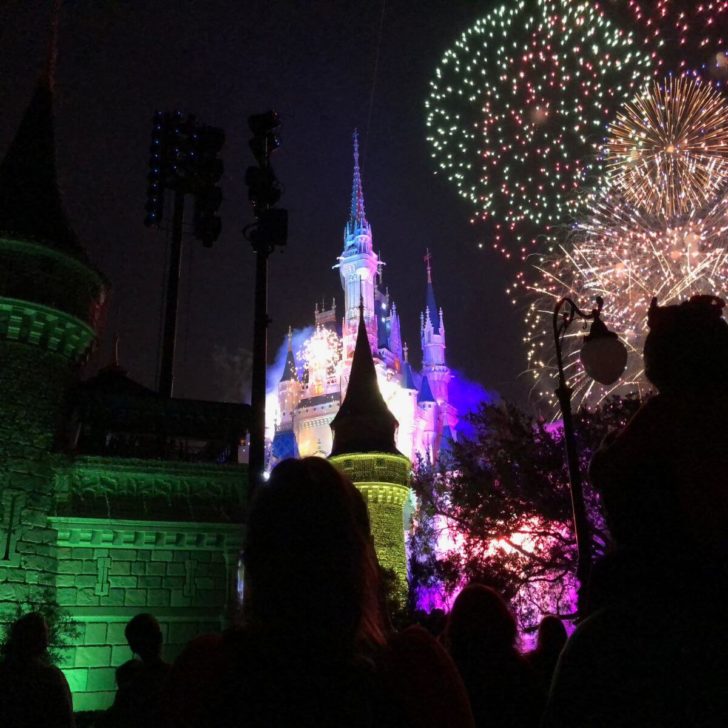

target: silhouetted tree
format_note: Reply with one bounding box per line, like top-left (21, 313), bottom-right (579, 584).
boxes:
top-left (409, 396), bottom-right (641, 627)
top-left (1, 588), bottom-right (81, 665)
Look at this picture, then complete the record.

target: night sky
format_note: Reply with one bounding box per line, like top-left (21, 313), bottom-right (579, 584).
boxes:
top-left (0, 0), bottom-right (528, 408)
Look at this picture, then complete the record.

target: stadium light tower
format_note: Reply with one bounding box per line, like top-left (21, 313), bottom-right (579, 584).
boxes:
top-left (144, 111), bottom-right (225, 398)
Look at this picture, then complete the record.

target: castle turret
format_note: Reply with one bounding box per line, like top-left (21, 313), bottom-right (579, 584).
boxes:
top-left (336, 131), bottom-right (379, 358)
top-left (329, 300), bottom-right (410, 602)
top-left (420, 250), bottom-right (450, 406)
top-left (417, 376), bottom-right (439, 462)
top-left (388, 302), bottom-right (403, 363)
top-left (0, 68), bottom-right (107, 612)
top-left (277, 328), bottom-right (300, 429)
top-left (394, 343), bottom-right (418, 459)
top-left (271, 329), bottom-right (300, 464)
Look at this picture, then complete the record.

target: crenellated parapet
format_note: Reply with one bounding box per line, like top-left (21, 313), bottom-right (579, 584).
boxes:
top-left (0, 237), bottom-right (107, 335)
top-left (0, 297), bottom-right (97, 363)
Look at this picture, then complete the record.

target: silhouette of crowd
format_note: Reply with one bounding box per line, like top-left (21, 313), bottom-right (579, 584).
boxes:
top-left (3, 294), bottom-right (728, 727)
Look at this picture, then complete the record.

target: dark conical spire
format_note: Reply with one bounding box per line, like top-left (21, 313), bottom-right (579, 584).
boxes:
top-left (0, 3), bottom-right (87, 261)
top-left (402, 360), bottom-right (417, 391)
top-left (0, 82), bottom-right (86, 259)
top-left (418, 376), bottom-right (436, 403)
top-left (280, 327), bottom-right (298, 383)
top-left (347, 129), bottom-right (369, 233)
top-left (423, 249), bottom-right (439, 334)
top-left (330, 297), bottom-right (400, 456)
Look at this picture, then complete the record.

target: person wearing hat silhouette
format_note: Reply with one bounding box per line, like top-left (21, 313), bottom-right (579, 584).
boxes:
top-left (591, 294), bottom-right (728, 556)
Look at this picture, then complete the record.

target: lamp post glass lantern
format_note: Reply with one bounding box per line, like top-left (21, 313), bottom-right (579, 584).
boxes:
top-left (552, 296), bottom-right (627, 614)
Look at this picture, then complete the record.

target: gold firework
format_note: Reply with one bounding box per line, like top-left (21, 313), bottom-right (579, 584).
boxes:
top-left (605, 76), bottom-right (728, 218)
top-left (523, 193), bottom-right (728, 411)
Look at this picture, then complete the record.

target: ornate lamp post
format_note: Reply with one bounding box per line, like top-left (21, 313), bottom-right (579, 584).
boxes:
top-left (552, 296), bottom-right (627, 613)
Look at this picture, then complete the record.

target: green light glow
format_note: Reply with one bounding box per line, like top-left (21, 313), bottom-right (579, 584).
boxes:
top-left (330, 452), bottom-right (411, 603)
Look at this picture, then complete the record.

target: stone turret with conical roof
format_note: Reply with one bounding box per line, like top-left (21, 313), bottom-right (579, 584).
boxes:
top-left (329, 300), bottom-right (411, 602)
top-left (0, 34), bottom-right (108, 621)
top-left (0, 65), bottom-right (107, 350)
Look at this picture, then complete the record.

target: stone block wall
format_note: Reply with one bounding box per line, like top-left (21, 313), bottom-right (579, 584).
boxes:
top-left (330, 452), bottom-right (411, 603)
top-left (49, 517), bottom-right (244, 712)
top-left (0, 341), bottom-right (75, 621)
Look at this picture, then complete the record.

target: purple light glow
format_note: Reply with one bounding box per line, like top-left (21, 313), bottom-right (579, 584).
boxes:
top-left (447, 369), bottom-right (495, 440)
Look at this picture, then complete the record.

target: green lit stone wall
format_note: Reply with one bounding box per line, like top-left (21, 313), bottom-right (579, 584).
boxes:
top-left (49, 456), bottom-right (246, 712)
top-left (0, 339), bottom-right (75, 621)
top-left (0, 237), bottom-right (107, 327)
top-left (54, 457), bottom-right (246, 523)
top-left (0, 238), bottom-right (104, 625)
top-left (49, 516), bottom-right (243, 712)
top-left (329, 453), bottom-right (411, 602)
top-left (0, 238), bottom-right (246, 712)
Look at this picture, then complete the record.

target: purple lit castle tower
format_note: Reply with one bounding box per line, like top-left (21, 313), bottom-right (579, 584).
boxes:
top-left (270, 132), bottom-right (457, 466)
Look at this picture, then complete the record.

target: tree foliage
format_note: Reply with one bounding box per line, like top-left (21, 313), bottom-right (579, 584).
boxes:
top-left (409, 396), bottom-right (641, 627)
top-left (1, 588), bottom-right (81, 665)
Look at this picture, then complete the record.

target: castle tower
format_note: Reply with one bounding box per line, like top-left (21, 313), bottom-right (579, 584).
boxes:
top-left (329, 301), bottom-right (410, 603)
top-left (337, 131), bottom-right (379, 359)
top-left (0, 72), bottom-right (107, 613)
top-left (420, 250), bottom-right (450, 404)
top-left (419, 251), bottom-right (457, 458)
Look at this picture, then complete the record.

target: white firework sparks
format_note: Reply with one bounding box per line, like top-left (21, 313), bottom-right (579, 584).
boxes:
top-left (524, 193), bottom-right (728, 410)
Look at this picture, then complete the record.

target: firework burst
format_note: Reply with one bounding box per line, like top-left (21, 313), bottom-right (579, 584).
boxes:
top-left (524, 193), bottom-right (728, 410)
top-left (604, 76), bottom-right (728, 218)
top-left (297, 325), bottom-right (342, 394)
top-left (425, 0), bottom-right (652, 259)
top-left (596, 1), bottom-right (728, 80)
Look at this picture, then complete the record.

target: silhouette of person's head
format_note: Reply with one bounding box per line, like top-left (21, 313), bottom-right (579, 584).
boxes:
top-left (125, 613), bottom-right (163, 663)
top-left (2, 612), bottom-right (49, 661)
top-left (535, 615), bottom-right (567, 655)
top-left (644, 295), bottom-right (728, 393)
top-left (243, 457), bottom-right (383, 650)
top-left (447, 584), bottom-right (517, 656)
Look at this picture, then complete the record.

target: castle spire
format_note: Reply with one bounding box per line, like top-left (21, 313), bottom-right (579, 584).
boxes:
top-left (0, 0), bottom-right (87, 262)
top-left (339, 131), bottom-right (376, 359)
top-left (424, 249), bottom-right (439, 334)
top-left (349, 129), bottom-right (368, 230)
top-left (280, 327), bottom-right (297, 383)
top-left (45, 0), bottom-right (61, 92)
top-left (330, 298), bottom-right (400, 456)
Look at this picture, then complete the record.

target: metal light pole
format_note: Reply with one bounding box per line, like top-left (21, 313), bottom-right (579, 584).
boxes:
top-left (552, 296), bottom-right (627, 615)
top-left (248, 230), bottom-right (271, 497)
top-left (244, 112), bottom-right (287, 498)
top-left (158, 191), bottom-right (185, 398)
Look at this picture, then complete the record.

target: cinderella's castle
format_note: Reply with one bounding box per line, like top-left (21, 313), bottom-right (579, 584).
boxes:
top-left (270, 133), bottom-right (458, 465)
